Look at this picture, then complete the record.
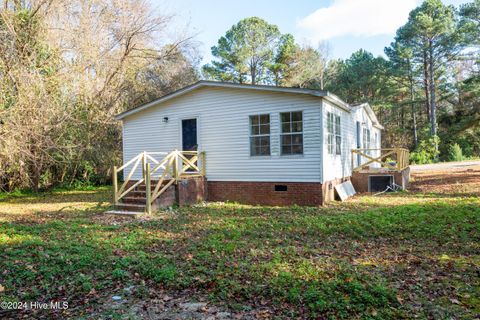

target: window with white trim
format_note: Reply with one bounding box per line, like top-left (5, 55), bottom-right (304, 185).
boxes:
top-left (249, 114), bottom-right (270, 156)
top-left (363, 127), bottom-right (371, 155)
top-left (327, 112), bottom-right (342, 155)
top-left (280, 111), bottom-right (303, 155)
top-left (335, 115), bottom-right (341, 155)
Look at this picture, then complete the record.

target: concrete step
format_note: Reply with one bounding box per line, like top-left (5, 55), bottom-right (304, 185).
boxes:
top-left (105, 210), bottom-right (144, 217)
top-left (114, 203), bottom-right (146, 213)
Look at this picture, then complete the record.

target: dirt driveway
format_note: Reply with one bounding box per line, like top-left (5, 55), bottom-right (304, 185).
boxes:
top-left (410, 160), bottom-right (480, 196)
top-left (411, 160), bottom-right (480, 172)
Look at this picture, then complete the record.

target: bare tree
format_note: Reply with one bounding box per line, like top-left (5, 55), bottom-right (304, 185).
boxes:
top-left (0, 0), bottom-right (198, 191)
top-left (282, 42), bottom-right (331, 89)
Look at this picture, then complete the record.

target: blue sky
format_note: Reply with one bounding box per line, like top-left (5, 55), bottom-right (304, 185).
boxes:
top-left (154, 0), bottom-right (471, 64)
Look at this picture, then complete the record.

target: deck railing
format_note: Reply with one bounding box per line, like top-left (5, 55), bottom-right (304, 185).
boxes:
top-left (112, 150), bottom-right (206, 213)
top-left (351, 148), bottom-right (409, 172)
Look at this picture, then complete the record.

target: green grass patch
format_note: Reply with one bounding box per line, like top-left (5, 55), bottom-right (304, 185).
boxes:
top-left (0, 187), bottom-right (479, 318)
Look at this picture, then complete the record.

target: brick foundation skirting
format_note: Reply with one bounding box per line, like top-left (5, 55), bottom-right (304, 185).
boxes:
top-left (207, 181), bottom-right (324, 206)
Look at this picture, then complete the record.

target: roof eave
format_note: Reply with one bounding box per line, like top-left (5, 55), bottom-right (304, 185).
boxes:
top-left (115, 81), bottom-right (333, 120)
top-left (353, 103), bottom-right (384, 130)
top-left (323, 93), bottom-right (352, 112)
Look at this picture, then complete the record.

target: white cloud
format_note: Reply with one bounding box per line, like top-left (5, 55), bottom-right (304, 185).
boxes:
top-left (297, 0), bottom-right (417, 42)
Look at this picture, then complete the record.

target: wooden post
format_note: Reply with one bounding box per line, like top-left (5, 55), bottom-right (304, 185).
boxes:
top-left (142, 151), bottom-right (146, 180)
top-left (400, 149), bottom-right (403, 170)
top-left (145, 163), bottom-right (152, 215)
top-left (112, 166), bottom-right (118, 204)
top-left (201, 151), bottom-right (206, 176)
top-left (351, 150), bottom-right (354, 171)
top-left (397, 149), bottom-right (401, 171)
top-left (173, 150), bottom-right (179, 183)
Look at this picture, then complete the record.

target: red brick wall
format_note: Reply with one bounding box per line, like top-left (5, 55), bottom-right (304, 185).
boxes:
top-left (207, 181), bottom-right (323, 206)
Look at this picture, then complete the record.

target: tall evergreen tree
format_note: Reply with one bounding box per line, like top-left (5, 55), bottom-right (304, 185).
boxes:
top-left (202, 17), bottom-right (281, 85)
top-left (385, 42), bottom-right (420, 146)
top-left (325, 49), bottom-right (389, 104)
top-left (396, 0), bottom-right (460, 143)
top-left (268, 33), bottom-right (297, 86)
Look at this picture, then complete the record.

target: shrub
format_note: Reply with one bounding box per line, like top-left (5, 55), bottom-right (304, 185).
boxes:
top-left (409, 136), bottom-right (440, 164)
top-left (447, 143), bottom-right (463, 162)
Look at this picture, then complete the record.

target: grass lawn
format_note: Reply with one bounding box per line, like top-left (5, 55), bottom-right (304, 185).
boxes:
top-left (0, 169), bottom-right (479, 319)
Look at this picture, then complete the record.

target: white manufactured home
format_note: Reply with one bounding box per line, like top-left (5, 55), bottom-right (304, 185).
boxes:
top-left (112, 81), bottom-right (408, 212)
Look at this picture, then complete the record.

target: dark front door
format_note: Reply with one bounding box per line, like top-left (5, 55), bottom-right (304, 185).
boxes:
top-left (182, 118), bottom-right (197, 151)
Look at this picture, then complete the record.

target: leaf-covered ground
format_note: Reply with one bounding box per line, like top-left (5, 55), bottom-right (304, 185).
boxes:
top-left (0, 168), bottom-right (479, 319)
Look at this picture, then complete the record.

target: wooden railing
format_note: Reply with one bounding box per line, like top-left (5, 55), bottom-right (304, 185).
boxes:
top-left (113, 150), bottom-right (206, 213)
top-left (351, 148), bottom-right (409, 172)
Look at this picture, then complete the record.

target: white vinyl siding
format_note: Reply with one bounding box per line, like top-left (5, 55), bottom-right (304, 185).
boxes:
top-left (322, 101), bottom-right (351, 181)
top-left (321, 100), bottom-right (380, 182)
top-left (122, 86), bottom-right (382, 184)
top-left (122, 87), bottom-right (322, 182)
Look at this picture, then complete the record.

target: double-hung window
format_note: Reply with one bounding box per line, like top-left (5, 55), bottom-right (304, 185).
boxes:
top-left (363, 127), bottom-right (371, 155)
top-left (280, 111), bottom-right (303, 155)
top-left (363, 128), bottom-right (371, 149)
top-left (327, 112), bottom-right (342, 155)
top-left (335, 115), bottom-right (341, 155)
top-left (249, 114), bottom-right (270, 156)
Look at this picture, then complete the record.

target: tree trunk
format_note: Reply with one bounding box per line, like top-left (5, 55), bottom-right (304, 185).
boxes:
top-left (401, 100), bottom-right (405, 130)
top-left (428, 42), bottom-right (437, 137)
top-left (410, 90), bottom-right (418, 148)
top-left (423, 50), bottom-right (431, 122)
top-left (408, 60), bottom-right (418, 148)
top-left (30, 156), bottom-right (41, 192)
top-left (251, 64), bottom-right (256, 85)
top-left (32, 166), bottom-right (40, 192)
top-left (428, 41), bottom-right (439, 160)
top-left (320, 70), bottom-right (324, 90)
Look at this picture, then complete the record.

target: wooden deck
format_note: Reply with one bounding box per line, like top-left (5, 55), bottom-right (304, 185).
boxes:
top-left (351, 148), bottom-right (411, 192)
top-left (351, 148), bottom-right (409, 172)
